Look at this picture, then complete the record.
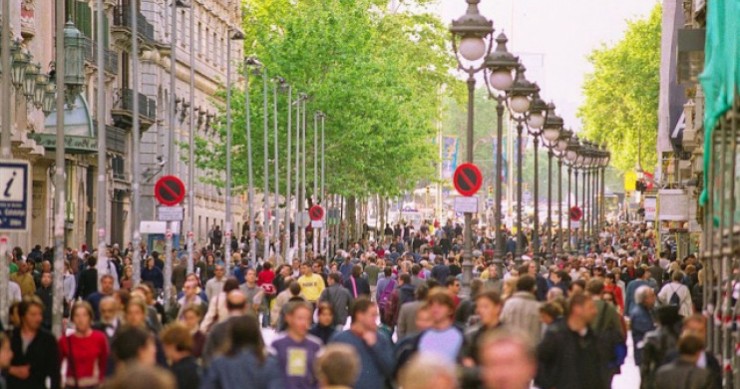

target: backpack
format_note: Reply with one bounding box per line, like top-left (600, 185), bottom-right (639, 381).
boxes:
top-left (668, 285), bottom-right (681, 307)
top-left (377, 279), bottom-right (396, 312)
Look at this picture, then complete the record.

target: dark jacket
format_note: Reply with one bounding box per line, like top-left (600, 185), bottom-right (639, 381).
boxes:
top-left (7, 328), bottom-right (61, 389)
top-left (77, 267), bottom-right (98, 299)
top-left (142, 266), bottom-right (165, 289)
top-left (170, 355), bottom-right (201, 389)
top-left (35, 286), bottom-right (53, 331)
top-left (536, 322), bottom-right (609, 389)
top-left (319, 284), bottom-right (353, 327)
top-left (343, 276), bottom-right (370, 298)
top-left (654, 358), bottom-right (716, 389)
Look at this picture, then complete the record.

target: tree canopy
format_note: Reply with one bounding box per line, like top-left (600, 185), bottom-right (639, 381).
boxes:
top-left (193, 0), bottom-right (459, 200)
top-left (577, 4), bottom-right (661, 173)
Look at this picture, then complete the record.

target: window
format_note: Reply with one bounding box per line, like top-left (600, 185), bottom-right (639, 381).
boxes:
top-left (197, 22), bottom-right (202, 56)
top-left (205, 27), bottom-right (210, 62)
top-left (213, 32), bottom-right (218, 66)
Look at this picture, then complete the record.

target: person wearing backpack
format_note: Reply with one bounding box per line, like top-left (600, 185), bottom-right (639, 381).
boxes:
top-left (657, 271), bottom-right (693, 317)
top-left (376, 267), bottom-right (396, 321)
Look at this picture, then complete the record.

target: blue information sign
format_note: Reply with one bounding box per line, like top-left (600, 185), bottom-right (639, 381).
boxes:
top-left (0, 160), bottom-right (30, 231)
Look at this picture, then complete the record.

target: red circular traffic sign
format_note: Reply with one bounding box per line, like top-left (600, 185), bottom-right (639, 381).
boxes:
top-left (569, 206), bottom-right (583, 222)
top-left (453, 163), bottom-right (483, 197)
top-left (309, 205), bottom-right (324, 221)
top-left (154, 175), bottom-right (186, 206)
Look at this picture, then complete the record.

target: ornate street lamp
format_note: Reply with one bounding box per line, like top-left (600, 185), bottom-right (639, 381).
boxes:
top-left (507, 65), bottom-right (537, 264)
top-left (542, 103), bottom-right (563, 263)
top-left (11, 41), bottom-right (29, 89)
top-left (565, 134), bottom-right (580, 253)
top-left (33, 72), bottom-right (48, 108)
top-left (450, 0), bottom-right (494, 297)
top-left (63, 20), bottom-right (86, 106)
top-left (555, 128), bottom-right (572, 256)
top-left (482, 32), bottom-right (518, 276)
top-left (23, 62), bottom-right (39, 100)
top-left (526, 92), bottom-right (547, 261)
top-left (42, 75), bottom-right (57, 115)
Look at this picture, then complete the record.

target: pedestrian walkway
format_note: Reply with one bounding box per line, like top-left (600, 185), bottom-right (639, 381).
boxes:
top-left (613, 332), bottom-right (640, 388)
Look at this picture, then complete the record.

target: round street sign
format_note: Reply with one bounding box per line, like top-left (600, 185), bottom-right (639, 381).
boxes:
top-left (309, 205), bottom-right (324, 221)
top-left (569, 206), bottom-right (583, 222)
top-left (154, 175), bottom-right (186, 206)
top-left (453, 163), bottom-right (483, 197)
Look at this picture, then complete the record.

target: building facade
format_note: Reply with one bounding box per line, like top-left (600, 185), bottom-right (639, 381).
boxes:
top-left (4, 0), bottom-right (244, 251)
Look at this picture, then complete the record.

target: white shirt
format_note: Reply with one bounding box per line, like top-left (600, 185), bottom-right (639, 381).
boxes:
top-left (8, 281), bottom-right (21, 304)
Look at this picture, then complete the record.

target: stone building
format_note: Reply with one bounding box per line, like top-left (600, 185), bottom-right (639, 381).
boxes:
top-left (3, 0), bottom-right (244, 251)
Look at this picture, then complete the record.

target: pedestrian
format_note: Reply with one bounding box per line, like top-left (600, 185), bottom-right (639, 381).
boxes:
top-left (330, 297), bottom-right (394, 389)
top-left (58, 301), bottom-right (109, 389)
top-left (478, 329), bottom-right (537, 389)
top-left (204, 264), bottom-right (226, 302)
top-left (160, 323), bottom-right (200, 389)
top-left (318, 272), bottom-right (353, 329)
top-left (34, 271), bottom-right (52, 331)
top-left (313, 344), bottom-right (359, 389)
top-left (86, 274), bottom-right (116, 321)
top-left (309, 303), bottom-right (337, 345)
top-left (343, 265), bottom-right (370, 299)
top-left (110, 326), bottom-right (157, 369)
top-left (500, 275), bottom-right (543, 343)
top-left (298, 262), bottom-right (325, 307)
top-left (629, 285), bottom-right (656, 366)
top-left (202, 290), bottom-right (249, 366)
top-left (200, 277), bottom-right (240, 332)
top-left (270, 301), bottom-right (323, 388)
top-left (396, 284), bottom-right (429, 339)
top-left (654, 333), bottom-right (717, 389)
top-left (101, 364), bottom-right (175, 389)
top-left (7, 296), bottom-right (61, 389)
top-left (397, 354), bottom-right (458, 389)
top-left (200, 315), bottom-right (282, 389)
top-left (536, 292), bottom-right (609, 389)
top-left (0, 332), bottom-right (14, 389)
top-left (461, 290), bottom-right (504, 367)
top-left (657, 270), bottom-right (693, 317)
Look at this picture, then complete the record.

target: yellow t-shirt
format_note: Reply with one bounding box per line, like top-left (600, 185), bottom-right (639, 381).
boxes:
top-left (297, 273), bottom-right (325, 302)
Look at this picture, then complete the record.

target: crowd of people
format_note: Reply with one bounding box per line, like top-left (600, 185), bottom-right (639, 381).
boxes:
top-left (0, 218), bottom-right (720, 389)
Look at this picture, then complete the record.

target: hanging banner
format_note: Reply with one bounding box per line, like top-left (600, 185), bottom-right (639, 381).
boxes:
top-left (644, 196), bottom-right (657, 221)
top-left (441, 136), bottom-right (459, 179)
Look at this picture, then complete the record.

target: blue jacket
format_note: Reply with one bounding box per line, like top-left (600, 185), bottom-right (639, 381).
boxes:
top-left (201, 349), bottom-right (283, 389)
top-left (330, 330), bottom-right (394, 389)
top-left (625, 279), bottom-right (648, 314)
top-left (628, 303), bottom-right (655, 366)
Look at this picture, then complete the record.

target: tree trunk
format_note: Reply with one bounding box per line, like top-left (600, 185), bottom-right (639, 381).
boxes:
top-left (346, 196), bottom-right (357, 244)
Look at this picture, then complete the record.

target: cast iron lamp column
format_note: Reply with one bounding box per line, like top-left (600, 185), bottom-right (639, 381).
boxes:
top-left (449, 0), bottom-right (494, 297)
top-left (541, 104), bottom-right (563, 264)
top-left (525, 93), bottom-right (547, 262)
top-left (482, 32), bottom-right (518, 279)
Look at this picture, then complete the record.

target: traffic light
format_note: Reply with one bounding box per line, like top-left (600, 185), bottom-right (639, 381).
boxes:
top-left (488, 185), bottom-right (493, 196)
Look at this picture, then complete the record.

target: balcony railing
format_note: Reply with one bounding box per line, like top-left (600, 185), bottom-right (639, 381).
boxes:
top-left (112, 88), bottom-right (157, 130)
top-left (80, 36), bottom-right (119, 75)
top-left (112, 4), bottom-right (156, 43)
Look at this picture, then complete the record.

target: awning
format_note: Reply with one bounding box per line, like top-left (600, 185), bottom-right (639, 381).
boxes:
top-left (32, 95), bottom-right (97, 154)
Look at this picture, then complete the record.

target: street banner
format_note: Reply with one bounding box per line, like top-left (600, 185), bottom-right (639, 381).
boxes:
top-left (441, 136), bottom-right (459, 179)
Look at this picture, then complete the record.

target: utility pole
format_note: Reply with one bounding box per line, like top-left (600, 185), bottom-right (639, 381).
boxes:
top-left (131, 0), bottom-right (142, 284)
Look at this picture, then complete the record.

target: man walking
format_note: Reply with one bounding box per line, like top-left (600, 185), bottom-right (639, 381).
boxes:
top-left (500, 275), bottom-right (543, 343)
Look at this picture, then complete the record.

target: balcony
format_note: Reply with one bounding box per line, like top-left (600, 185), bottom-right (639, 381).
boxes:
top-left (112, 4), bottom-right (156, 45)
top-left (111, 88), bottom-right (157, 131)
top-left (81, 36), bottom-right (119, 75)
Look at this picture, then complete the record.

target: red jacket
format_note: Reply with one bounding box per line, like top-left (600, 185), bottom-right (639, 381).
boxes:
top-left (257, 270), bottom-right (275, 286)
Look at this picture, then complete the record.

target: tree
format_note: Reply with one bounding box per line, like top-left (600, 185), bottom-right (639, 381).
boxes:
top-left (577, 4), bottom-right (661, 173)
top-left (193, 0), bottom-right (459, 203)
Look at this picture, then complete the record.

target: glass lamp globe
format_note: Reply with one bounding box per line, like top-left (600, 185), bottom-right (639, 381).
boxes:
top-left (459, 36), bottom-right (486, 61)
top-left (489, 69), bottom-right (514, 90)
top-left (566, 150), bottom-right (577, 162)
top-left (509, 95), bottom-right (530, 114)
top-left (543, 128), bottom-right (560, 142)
top-left (527, 112), bottom-right (545, 129)
top-left (557, 139), bottom-right (568, 152)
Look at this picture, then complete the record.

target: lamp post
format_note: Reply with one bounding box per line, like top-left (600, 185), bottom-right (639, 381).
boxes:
top-left (507, 66), bottom-right (537, 265)
top-left (599, 145), bottom-right (610, 233)
top-left (224, 30), bottom-right (244, 275)
top-left (564, 134), bottom-right (579, 253)
top-left (50, 18), bottom-right (85, 337)
top-left (449, 0), bottom-right (494, 297)
top-left (482, 32), bottom-right (518, 277)
top-left (525, 92), bottom-right (547, 262)
top-left (281, 79), bottom-right (292, 263)
top-left (555, 128), bottom-right (571, 257)
top-left (132, 0), bottom-right (142, 285)
top-left (541, 103), bottom-right (563, 263)
top-left (244, 57), bottom-right (261, 267)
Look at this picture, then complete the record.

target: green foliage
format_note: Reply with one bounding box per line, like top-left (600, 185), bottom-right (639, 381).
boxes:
top-left (193, 0), bottom-right (458, 199)
top-left (578, 4), bottom-right (661, 172)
